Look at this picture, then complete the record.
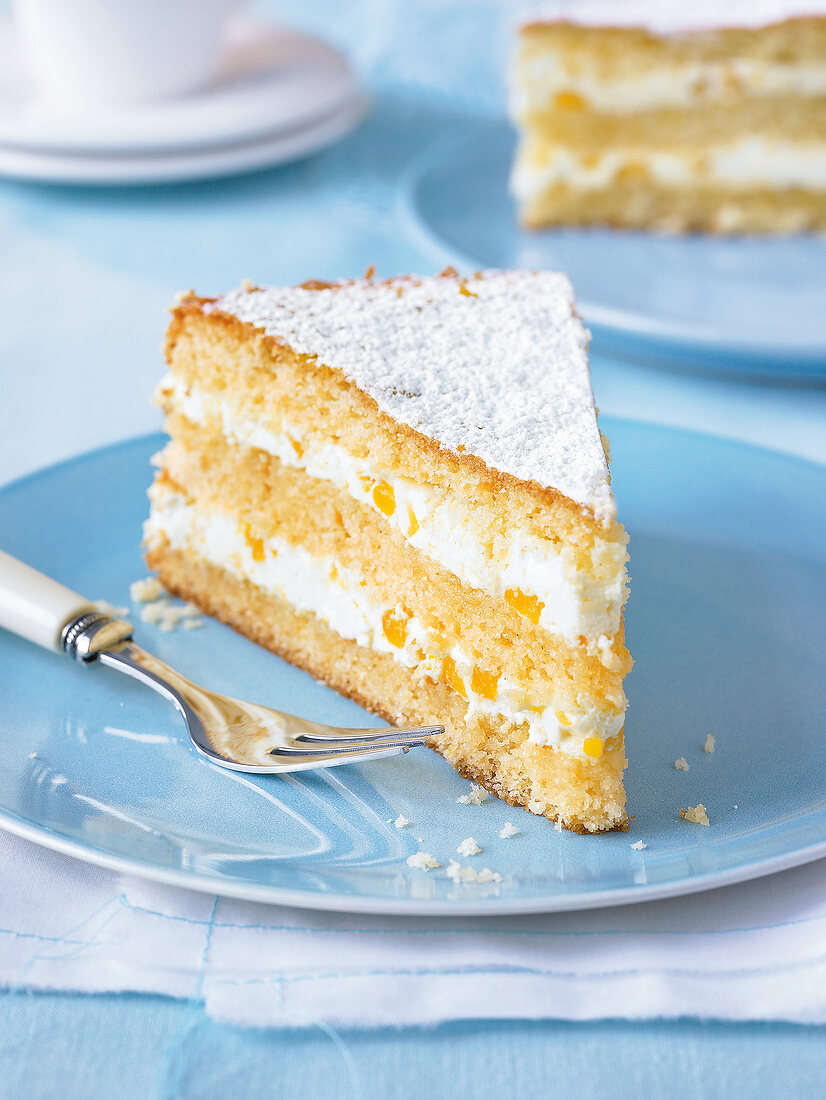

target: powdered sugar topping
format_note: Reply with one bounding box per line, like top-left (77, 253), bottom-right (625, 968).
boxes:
top-left (207, 271), bottom-right (613, 520)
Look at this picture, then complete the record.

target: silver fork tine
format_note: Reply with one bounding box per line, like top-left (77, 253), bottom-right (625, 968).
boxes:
top-left (295, 725), bottom-right (442, 746)
top-left (266, 745), bottom-right (413, 770)
top-left (272, 735), bottom-right (430, 758)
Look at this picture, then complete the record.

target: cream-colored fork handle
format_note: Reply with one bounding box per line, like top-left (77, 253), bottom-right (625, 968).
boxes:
top-left (0, 548), bottom-right (97, 652)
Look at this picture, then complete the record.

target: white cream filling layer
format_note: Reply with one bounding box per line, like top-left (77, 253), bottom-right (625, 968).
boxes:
top-left (160, 375), bottom-right (627, 644)
top-left (145, 487), bottom-right (624, 761)
top-left (513, 137), bottom-right (826, 197)
top-left (512, 55), bottom-right (826, 116)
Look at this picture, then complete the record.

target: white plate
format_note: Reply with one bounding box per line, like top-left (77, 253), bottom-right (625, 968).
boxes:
top-left (0, 17), bottom-right (359, 156)
top-left (0, 94), bottom-right (367, 185)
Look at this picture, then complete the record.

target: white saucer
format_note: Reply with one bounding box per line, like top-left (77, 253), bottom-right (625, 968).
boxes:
top-left (0, 16), bottom-right (361, 156)
top-left (0, 93), bottom-right (367, 185)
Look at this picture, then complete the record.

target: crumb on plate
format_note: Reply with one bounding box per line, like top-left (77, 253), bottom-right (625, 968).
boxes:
top-left (680, 804), bottom-right (710, 826)
top-left (457, 837), bottom-right (481, 857)
top-left (94, 599), bottom-right (129, 618)
top-left (140, 598), bottom-right (203, 632)
top-left (406, 852), bottom-right (440, 871)
top-left (446, 860), bottom-right (502, 884)
top-left (457, 784), bottom-right (488, 805)
top-left (130, 577), bottom-right (164, 604)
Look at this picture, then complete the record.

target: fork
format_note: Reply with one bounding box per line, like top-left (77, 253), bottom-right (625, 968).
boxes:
top-left (0, 550), bottom-right (442, 772)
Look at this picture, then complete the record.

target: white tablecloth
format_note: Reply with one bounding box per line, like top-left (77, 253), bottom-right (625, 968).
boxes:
top-left (3, 830), bottom-right (826, 1027)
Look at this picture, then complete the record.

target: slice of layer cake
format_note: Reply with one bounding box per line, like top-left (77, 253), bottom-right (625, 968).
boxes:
top-left (144, 269), bottom-right (631, 833)
top-left (510, 1), bottom-right (826, 233)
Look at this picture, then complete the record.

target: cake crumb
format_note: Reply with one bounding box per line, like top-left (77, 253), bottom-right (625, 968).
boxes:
top-left (94, 599), bottom-right (129, 618)
top-left (406, 852), bottom-right (440, 871)
top-left (446, 860), bottom-right (502, 884)
top-left (476, 868), bottom-right (503, 884)
top-left (457, 784), bottom-right (488, 805)
top-left (554, 821), bottom-right (563, 833)
top-left (674, 757), bottom-right (690, 771)
top-left (457, 837), bottom-right (481, 857)
top-left (680, 804), bottom-right (710, 826)
top-left (140, 602), bottom-right (165, 625)
top-left (28, 752), bottom-right (36, 760)
top-left (630, 840), bottom-right (647, 851)
top-left (446, 860), bottom-right (474, 883)
top-left (130, 577), bottom-right (164, 603)
top-left (140, 597), bottom-right (203, 632)
top-left (394, 814), bottom-right (410, 829)
top-left (704, 734), bottom-right (716, 754)
top-left (499, 822), bottom-right (519, 839)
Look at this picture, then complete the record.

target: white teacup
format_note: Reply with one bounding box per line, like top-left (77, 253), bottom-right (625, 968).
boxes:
top-left (13, 0), bottom-right (239, 109)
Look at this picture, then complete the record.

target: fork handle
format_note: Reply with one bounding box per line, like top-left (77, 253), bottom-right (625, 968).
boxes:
top-left (0, 548), bottom-right (104, 652)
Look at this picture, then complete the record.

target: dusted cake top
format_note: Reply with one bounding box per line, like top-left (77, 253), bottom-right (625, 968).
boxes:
top-left (206, 269), bottom-right (614, 520)
top-left (523, 0), bottom-right (826, 34)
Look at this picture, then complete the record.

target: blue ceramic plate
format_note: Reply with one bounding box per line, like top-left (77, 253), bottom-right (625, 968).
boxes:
top-left (1, 425), bottom-right (825, 914)
top-left (405, 121), bottom-right (826, 380)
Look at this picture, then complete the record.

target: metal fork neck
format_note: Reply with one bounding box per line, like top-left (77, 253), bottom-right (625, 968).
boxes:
top-left (61, 611), bottom-right (134, 662)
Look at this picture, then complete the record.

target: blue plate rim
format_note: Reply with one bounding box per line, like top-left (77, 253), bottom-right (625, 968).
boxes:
top-left (1, 426), bottom-right (826, 915)
top-left (0, 805), bottom-right (825, 916)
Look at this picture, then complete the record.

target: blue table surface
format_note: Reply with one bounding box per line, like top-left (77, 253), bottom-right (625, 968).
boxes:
top-left (2, 1), bottom-right (826, 1095)
top-left (2, 993), bottom-right (826, 1100)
